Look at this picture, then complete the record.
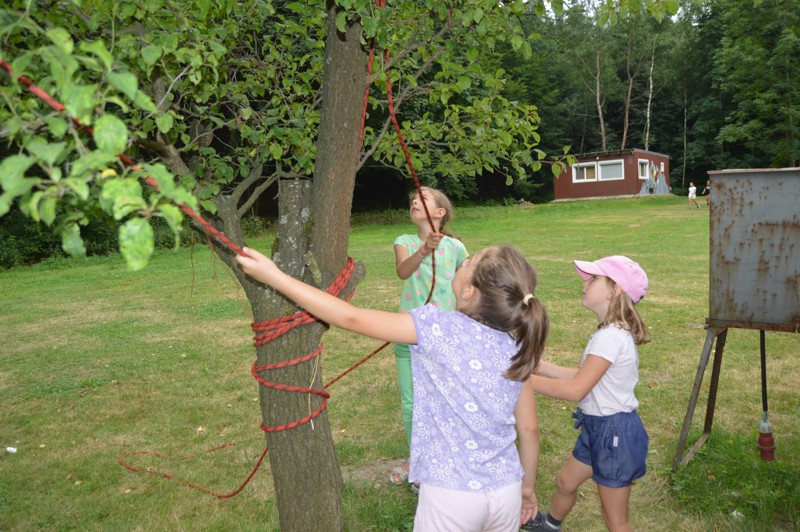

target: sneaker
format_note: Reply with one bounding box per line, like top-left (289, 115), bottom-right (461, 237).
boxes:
top-left (521, 512), bottom-right (561, 531)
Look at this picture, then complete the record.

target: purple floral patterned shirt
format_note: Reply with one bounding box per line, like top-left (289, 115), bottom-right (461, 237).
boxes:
top-left (408, 305), bottom-right (525, 491)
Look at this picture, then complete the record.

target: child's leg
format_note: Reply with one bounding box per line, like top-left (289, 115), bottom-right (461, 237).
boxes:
top-left (548, 456), bottom-right (593, 521)
top-left (394, 343), bottom-right (414, 449)
top-left (597, 484), bottom-right (633, 532)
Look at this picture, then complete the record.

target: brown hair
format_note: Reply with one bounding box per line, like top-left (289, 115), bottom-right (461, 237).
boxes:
top-left (599, 277), bottom-right (651, 345)
top-left (467, 246), bottom-right (549, 381)
top-left (409, 187), bottom-right (454, 235)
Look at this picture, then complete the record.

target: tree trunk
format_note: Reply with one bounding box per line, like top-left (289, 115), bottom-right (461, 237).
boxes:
top-left (209, 2), bottom-right (367, 529)
top-left (596, 50), bottom-right (607, 152)
top-left (310, 4), bottom-right (365, 277)
top-left (682, 85), bottom-right (688, 189)
top-left (261, 180), bottom-right (347, 532)
top-left (620, 32), bottom-right (634, 150)
top-left (644, 41), bottom-right (656, 151)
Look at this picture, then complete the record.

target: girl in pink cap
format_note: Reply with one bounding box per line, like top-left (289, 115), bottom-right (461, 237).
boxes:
top-left (522, 255), bottom-right (650, 532)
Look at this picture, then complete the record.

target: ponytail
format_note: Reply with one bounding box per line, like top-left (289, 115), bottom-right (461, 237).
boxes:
top-left (467, 246), bottom-right (549, 381)
top-left (505, 294), bottom-right (549, 381)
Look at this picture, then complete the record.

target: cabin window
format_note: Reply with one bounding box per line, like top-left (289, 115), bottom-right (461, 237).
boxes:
top-left (638, 160), bottom-right (650, 180)
top-left (572, 162), bottom-right (597, 182)
top-left (598, 160), bottom-right (624, 181)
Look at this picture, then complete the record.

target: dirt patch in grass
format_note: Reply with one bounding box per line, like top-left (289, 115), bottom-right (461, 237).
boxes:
top-left (342, 458), bottom-right (406, 489)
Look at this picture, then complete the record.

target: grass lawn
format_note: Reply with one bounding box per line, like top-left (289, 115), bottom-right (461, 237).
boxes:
top-left (1, 195), bottom-right (798, 531)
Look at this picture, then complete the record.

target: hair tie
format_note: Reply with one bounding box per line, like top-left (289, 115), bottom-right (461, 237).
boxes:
top-left (522, 293), bottom-right (535, 306)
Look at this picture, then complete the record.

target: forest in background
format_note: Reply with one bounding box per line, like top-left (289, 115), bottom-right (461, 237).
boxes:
top-left (352, 0), bottom-right (799, 207)
top-left (482, 0), bottom-right (798, 199)
top-left (1, 0), bottom-right (798, 265)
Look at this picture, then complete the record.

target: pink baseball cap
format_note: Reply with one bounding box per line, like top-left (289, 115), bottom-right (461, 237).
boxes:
top-left (573, 255), bottom-right (648, 303)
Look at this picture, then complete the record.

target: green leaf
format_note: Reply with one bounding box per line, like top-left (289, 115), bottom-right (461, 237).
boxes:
top-left (141, 45), bottom-right (163, 67)
top-left (133, 92), bottom-right (158, 114)
top-left (457, 76), bottom-right (472, 91)
top-left (39, 195), bottom-right (57, 226)
top-left (119, 218), bottom-right (154, 271)
top-left (79, 40), bottom-right (113, 70)
top-left (335, 11), bottom-right (347, 33)
top-left (200, 199), bottom-right (217, 213)
top-left (69, 151), bottom-right (119, 179)
top-left (61, 223), bottom-right (87, 258)
top-left (44, 117), bottom-right (68, 139)
top-left (142, 163), bottom-right (176, 195)
top-left (108, 71), bottom-right (139, 100)
top-left (156, 113), bottom-right (173, 133)
top-left (26, 140), bottom-right (67, 166)
top-left (94, 115), bottom-right (129, 154)
top-left (100, 178), bottom-right (147, 220)
top-left (62, 83), bottom-right (98, 125)
top-left (64, 178), bottom-right (90, 200)
top-left (0, 194), bottom-right (13, 218)
top-left (269, 143), bottom-right (283, 160)
top-left (46, 27), bottom-right (74, 55)
top-left (0, 155), bottom-right (36, 190)
top-left (158, 203), bottom-right (184, 236)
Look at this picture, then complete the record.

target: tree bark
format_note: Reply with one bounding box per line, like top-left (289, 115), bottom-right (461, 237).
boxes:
top-left (206, 3), bottom-right (367, 529)
top-left (260, 180), bottom-right (347, 532)
top-left (595, 50), bottom-right (607, 152)
top-left (310, 4), bottom-right (365, 280)
top-left (644, 41), bottom-right (656, 151)
top-left (266, 3), bottom-right (367, 530)
top-left (682, 86), bottom-right (688, 189)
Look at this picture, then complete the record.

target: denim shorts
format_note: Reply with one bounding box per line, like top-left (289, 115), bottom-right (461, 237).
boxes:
top-left (571, 408), bottom-right (648, 488)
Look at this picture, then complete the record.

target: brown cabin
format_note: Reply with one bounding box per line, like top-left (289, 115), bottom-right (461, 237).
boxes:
top-left (554, 149), bottom-right (671, 201)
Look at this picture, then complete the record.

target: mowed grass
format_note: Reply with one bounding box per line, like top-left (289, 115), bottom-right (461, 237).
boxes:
top-left (0, 196), bottom-right (797, 531)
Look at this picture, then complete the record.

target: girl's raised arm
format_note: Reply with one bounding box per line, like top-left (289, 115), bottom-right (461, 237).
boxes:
top-left (529, 355), bottom-right (611, 402)
top-left (237, 247), bottom-right (417, 345)
top-left (533, 360), bottom-right (579, 380)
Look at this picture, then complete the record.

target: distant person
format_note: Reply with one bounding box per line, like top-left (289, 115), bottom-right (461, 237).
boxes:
top-left (237, 245), bottom-right (546, 531)
top-left (391, 187), bottom-right (468, 491)
top-left (522, 256), bottom-right (651, 532)
top-left (688, 182), bottom-right (700, 209)
top-left (701, 182), bottom-right (711, 205)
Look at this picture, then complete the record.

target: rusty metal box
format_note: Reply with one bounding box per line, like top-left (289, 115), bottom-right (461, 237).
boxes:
top-left (708, 168), bottom-right (800, 332)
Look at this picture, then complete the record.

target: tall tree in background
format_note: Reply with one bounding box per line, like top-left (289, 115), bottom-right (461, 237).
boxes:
top-left (714, 0), bottom-right (799, 167)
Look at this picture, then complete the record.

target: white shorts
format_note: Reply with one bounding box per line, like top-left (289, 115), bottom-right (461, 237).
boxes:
top-left (413, 481), bottom-right (522, 532)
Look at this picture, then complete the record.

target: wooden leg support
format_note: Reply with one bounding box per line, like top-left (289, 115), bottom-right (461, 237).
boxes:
top-left (672, 327), bottom-right (728, 469)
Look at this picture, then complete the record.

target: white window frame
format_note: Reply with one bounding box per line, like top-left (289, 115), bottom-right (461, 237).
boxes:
top-left (572, 162), bottom-right (597, 183)
top-left (638, 159), bottom-right (650, 180)
top-left (598, 159), bottom-right (625, 181)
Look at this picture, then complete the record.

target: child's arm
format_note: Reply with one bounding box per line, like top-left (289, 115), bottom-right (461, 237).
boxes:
top-left (533, 360), bottom-right (579, 380)
top-left (237, 247), bottom-right (417, 344)
top-left (529, 355), bottom-right (611, 402)
top-left (395, 232), bottom-right (443, 279)
top-left (515, 378), bottom-right (539, 524)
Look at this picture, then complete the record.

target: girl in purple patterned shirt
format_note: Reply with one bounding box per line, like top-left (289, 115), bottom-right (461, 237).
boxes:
top-left (237, 245), bottom-right (549, 531)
